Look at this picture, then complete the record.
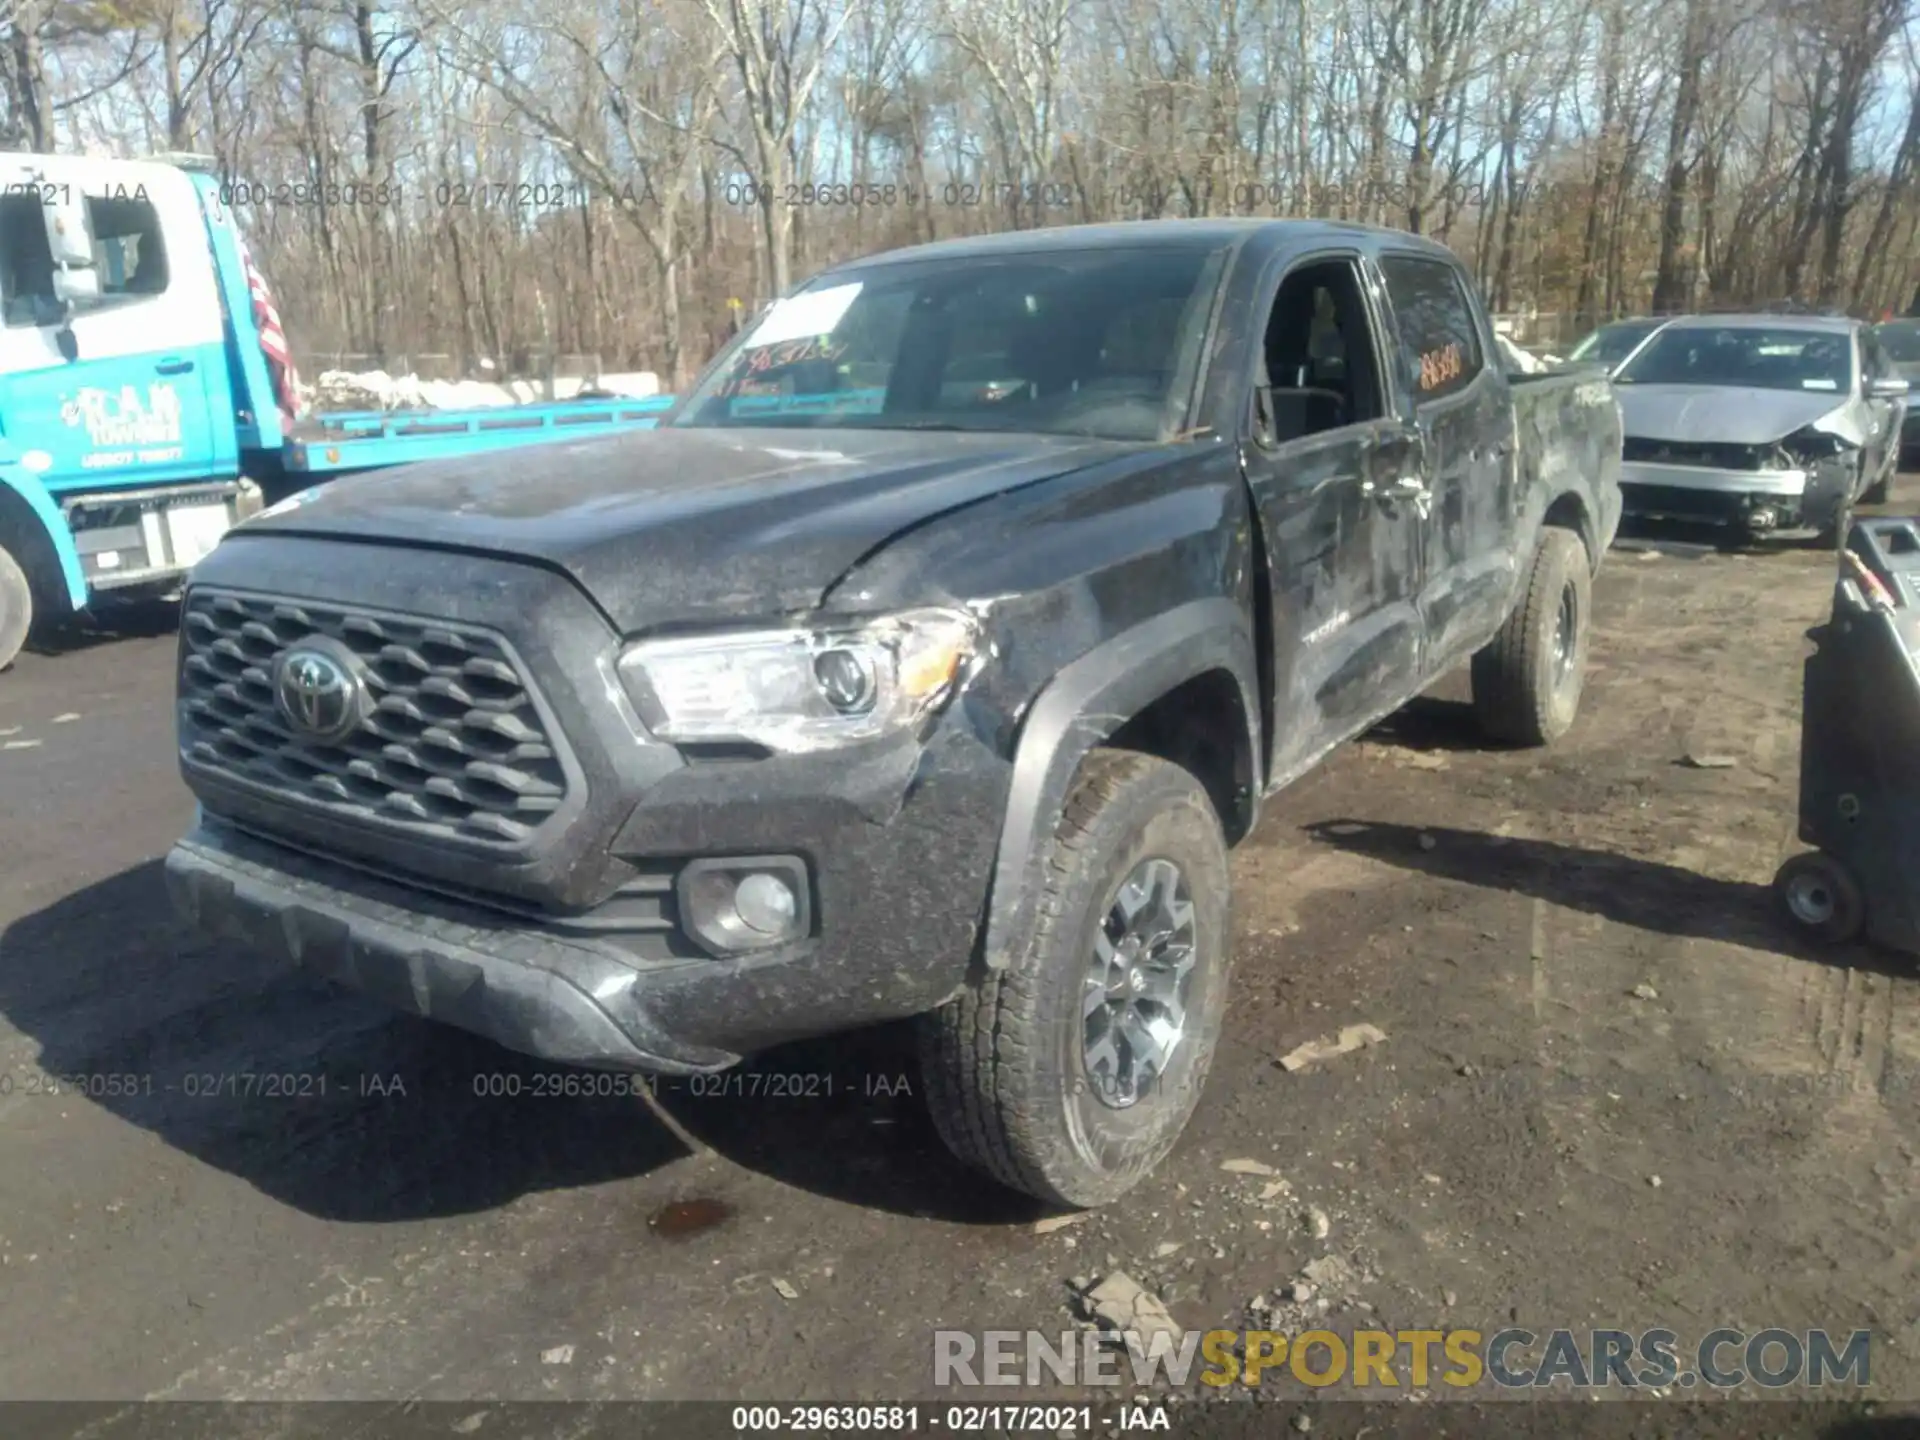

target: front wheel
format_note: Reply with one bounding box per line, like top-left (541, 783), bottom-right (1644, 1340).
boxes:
top-left (918, 749), bottom-right (1233, 1208)
top-left (1471, 526), bottom-right (1592, 746)
top-left (0, 543), bottom-right (31, 672)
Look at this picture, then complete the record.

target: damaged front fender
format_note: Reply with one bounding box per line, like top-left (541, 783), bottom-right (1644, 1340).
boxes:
top-left (980, 598), bottom-right (1261, 970)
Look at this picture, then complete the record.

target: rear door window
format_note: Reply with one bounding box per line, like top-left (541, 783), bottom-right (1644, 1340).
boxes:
top-left (1378, 255), bottom-right (1485, 403)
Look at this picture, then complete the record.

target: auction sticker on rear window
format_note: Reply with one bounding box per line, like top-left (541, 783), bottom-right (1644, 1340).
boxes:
top-left (1419, 342), bottom-right (1464, 392)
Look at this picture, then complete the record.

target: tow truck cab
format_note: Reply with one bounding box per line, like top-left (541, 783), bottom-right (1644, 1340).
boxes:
top-left (0, 154), bottom-right (280, 659)
top-left (0, 152), bottom-right (671, 672)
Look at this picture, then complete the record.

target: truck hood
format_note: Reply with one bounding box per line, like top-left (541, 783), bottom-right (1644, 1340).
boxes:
top-left (244, 426), bottom-right (1137, 631)
top-left (1616, 384), bottom-right (1869, 447)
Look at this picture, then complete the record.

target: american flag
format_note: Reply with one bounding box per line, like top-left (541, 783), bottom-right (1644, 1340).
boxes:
top-left (234, 232), bottom-right (301, 431)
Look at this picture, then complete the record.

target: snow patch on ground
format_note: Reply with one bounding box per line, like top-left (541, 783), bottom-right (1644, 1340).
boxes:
top-left (305, 369), bottom-right (662, 412)
top-left (1496, 334), bottom-right (1549, 374)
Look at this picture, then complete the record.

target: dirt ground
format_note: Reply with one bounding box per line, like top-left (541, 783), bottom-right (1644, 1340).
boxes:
top-left (1, 481), bottom-right (1917, 1432)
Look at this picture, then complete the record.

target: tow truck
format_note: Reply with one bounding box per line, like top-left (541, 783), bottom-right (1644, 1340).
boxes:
top-left (0, 151), bottom-right (672, 670)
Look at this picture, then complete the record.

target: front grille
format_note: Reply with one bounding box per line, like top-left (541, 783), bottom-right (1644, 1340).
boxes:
top-left (1622, 437), bottom-right (1767, 469)
top-left (178, 589), bottom-right (574, 847)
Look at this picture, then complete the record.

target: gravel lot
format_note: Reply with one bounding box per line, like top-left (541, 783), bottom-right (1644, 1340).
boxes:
top-left (2, 484), bottom-right (1917, 1435)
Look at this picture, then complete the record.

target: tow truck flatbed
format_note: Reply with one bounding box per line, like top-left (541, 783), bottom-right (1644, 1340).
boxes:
top-left (286, 396), bottom-right (676, 474)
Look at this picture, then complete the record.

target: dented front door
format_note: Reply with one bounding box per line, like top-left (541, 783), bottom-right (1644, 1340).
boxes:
top-left (1244, 253), bottom-right (1426, 789)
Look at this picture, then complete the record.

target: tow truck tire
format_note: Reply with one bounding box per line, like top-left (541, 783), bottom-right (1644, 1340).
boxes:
top-left (1471, 526), bottom-right (1590, 747)
top-left (0, 543), bottom-right (30, 672)
top-left (918, 749), bottom-right (1232, 1208)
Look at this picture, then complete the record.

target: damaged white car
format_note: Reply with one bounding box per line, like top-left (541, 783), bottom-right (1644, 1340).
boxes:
top-left (1615, 314), bottom-right (1907, 538)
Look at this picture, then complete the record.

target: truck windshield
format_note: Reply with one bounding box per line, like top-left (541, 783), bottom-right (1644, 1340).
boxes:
top-left (672, 244), bottom-right (1230, 441)
top-left (1613, 325), bottom-right (1852, 393)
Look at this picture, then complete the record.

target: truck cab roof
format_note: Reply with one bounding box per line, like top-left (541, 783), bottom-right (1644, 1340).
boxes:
top-left (839, 217), bottom-right (1464, 270)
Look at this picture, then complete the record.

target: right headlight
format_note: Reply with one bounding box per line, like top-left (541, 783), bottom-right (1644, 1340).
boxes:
top-left (616, 607), bottom-right (980, 754)
top-left (1777, 426), bottom-right (1854, 464)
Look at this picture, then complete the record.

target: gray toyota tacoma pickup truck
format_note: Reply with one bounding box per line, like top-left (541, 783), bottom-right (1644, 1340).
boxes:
top-left (167, 219), bottom-right (1623, 1207)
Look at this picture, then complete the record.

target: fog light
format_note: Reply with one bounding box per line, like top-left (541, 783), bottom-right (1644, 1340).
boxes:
top-left (677, 856), bottom-right (811, 955)
top-left (735, 873), bottom-right (798, 934)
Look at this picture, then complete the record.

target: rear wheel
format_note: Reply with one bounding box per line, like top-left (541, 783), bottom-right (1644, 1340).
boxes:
top-left (0, 543), bottom-right (31, 672)
top-left (918, 749), bottom-right (1232, 1208)
top-left (1774, 851), bottom-right (1866, 945)
top-left (1471, 526), bottom-right (1591, 746)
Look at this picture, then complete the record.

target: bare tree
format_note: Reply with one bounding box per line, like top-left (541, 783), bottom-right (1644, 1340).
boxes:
top-left (697, 0), bottom-right (850, 297)
top-left (25, 0), bottom-right (1920, 378)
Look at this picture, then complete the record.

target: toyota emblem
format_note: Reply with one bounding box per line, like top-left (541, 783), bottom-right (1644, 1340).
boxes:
top-left (272, 642), bottom-right (367, 743)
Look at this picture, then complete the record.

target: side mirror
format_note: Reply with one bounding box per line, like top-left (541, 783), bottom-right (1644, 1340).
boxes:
top-left (1867, 375), bottom-right (1910, 400)
top-left (51, 266), bottom-right (99, 307)
top-left (41, 186), bottom-right (93, 268)
top-left (39, 184), bottom-right (100, 315)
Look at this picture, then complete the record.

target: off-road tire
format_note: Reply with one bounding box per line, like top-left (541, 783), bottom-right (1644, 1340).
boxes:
top-left (1471, 526), bottom-right (1591, 747)
top-left (0, 543), bottom-right (30, 673)
top-left (918, 749), bottom-right (1232, 1208)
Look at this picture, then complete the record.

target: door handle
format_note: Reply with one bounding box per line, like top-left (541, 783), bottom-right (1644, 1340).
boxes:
top-left (1361, 475), bottom-right (1426, 496)
top-left (1361, 475), bottom-right (1431, 517)
top-left (156, 358), bottom-right (195, 375)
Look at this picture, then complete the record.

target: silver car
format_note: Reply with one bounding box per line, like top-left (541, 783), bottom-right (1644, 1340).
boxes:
top-left (1615, 314), bottom-right (1908, 536)
top-left (1870, 317), bottom-right (1920, 463)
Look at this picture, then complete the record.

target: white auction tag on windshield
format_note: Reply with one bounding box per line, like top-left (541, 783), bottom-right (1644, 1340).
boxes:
top-left (748, 283), bottom-right (863, 347)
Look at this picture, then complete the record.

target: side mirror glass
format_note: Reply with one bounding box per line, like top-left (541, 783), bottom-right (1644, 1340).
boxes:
top-left (52, 267), bottom-right (99, 307)
top-left (39, 183), bottom-right (100, 315)
top-left (41, 189), bottom-right (92, 267)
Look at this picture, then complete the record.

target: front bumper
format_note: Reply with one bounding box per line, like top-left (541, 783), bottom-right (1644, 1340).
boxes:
top-left (1620, 458), bottom-right (1852, 530)
top-left (170, 703), bottom-right (1007, 1070)
top-left (168, 820), bottom-right (734, 1071)
top-left (169, 537), bottom-right (1015, 1071)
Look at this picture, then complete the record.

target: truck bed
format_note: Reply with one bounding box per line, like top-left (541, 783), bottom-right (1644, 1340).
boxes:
top-left (1510, 368), bottom-right (1626, 554)
top-left (284, 396), bottom-right (675, 475)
